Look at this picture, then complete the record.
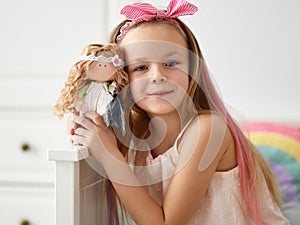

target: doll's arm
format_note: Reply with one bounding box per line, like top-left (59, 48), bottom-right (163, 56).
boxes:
top-left (73, 82), bottom-right (92, 114)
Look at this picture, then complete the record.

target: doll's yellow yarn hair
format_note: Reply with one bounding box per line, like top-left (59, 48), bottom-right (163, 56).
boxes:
top-left (54, 43), bottom-right (128, 119)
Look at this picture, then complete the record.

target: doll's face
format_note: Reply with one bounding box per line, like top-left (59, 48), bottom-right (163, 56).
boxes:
top-left (87, 61), bottom-right (117, 83)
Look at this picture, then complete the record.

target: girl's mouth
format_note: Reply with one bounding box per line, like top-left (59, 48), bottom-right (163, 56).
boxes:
top-left (148, 90), bottom-right (174, 96)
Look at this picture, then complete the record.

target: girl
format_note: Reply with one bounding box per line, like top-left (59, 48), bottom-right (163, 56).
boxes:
top-left (72, 0), bottom-right (290, 224)
top-left (54, 43), bottom-right (128, 134)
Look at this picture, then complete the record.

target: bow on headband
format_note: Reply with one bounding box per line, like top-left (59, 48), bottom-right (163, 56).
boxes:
top-left (116, 0), bottom-right (198, 42)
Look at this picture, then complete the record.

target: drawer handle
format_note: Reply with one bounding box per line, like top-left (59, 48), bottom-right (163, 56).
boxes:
top-left (21, 143), bottom-right (31, 152)
top-left (21, 220), bottom-right (31, 225)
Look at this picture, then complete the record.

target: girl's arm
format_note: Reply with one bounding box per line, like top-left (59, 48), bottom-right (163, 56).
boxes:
top-left (73, 112), bottom-right (234, 225)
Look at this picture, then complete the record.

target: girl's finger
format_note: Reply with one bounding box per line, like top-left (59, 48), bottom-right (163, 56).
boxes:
top-left (72, 122), bottom-right (77, 130)
top-left (69, 127), bottom-right (75, 135)
top-left (73, 115), bottom-right (93, 130)
top-left (66, 113), bottom-right (74, 133)
top-left (69, 121), bottom-right (78, 135)
top-left (84, 111), bottom-right (105, 128)
top-left (74, 135), bottom-right (87, 146)
top-left (74, 127), bottom-right (88, 136)
top-left (70, 134), bottom-right (77, 144)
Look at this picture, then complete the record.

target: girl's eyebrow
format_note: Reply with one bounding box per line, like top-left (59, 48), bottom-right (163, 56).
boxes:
top-left (163, 51), bottom-right (185, 57)
top-left (127, 51), bottom-right (186, 64)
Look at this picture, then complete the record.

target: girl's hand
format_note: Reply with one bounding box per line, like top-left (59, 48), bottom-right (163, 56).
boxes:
top-left (67, 113), bottom-right (77, 144)
top-left (72, 112), bottom-right (119, 163)
top-left (69, 122), bottom-right (77, 144)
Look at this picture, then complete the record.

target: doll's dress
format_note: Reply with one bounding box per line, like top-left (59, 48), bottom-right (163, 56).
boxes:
top-left (127, 118), bottom-right (290, 225)
top-left (77, 81), bottom-right (113, 116)
top-left (76, 81), bottom-right (126, 134)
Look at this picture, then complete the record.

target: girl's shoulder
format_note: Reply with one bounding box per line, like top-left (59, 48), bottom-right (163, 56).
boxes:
top-left (183, 112), bottom-right (233, 144)
top-left (178, 112), bottom-right (236, 172)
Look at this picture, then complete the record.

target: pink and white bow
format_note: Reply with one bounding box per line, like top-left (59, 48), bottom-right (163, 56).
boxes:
top-left (116, 0), bottom-right (198, 42)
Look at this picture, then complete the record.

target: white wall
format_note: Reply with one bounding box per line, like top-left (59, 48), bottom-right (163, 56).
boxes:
top-left (0, 0), bottom-right (108, 78)
top-left (188, 0), bottom-right (300, 124)
top-left (1, 0), bottom-right (299, 124)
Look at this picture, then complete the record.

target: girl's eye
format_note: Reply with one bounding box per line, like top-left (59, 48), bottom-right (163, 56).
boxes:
top-left (134, 65), bottom-right (148, 71)
top-left (165, 61), bottom-right (178, 67)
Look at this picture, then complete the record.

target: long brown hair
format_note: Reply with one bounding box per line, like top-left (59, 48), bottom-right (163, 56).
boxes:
top-left (108, 19), bottom-right (281, 225)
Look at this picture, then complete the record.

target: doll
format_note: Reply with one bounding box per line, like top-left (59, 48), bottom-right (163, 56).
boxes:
top-left (54, 43), bottom-right (128, 135)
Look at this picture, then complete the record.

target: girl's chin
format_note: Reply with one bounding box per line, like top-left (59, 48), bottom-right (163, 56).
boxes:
top-left (136, 100), bottom-right (179, 116)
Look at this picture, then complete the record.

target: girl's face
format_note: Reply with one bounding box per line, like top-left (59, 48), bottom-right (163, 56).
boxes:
top-left (121, 23), bottom-right (190, 117)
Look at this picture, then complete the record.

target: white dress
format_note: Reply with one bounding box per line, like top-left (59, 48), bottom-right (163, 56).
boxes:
top-left (127, 119), bottom-right (290, 225)
top-left (77, 82), bottom-right (113, 116)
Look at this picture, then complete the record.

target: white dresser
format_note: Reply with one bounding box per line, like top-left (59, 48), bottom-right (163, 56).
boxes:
top-left (0, 76), bottom-right (68, 225)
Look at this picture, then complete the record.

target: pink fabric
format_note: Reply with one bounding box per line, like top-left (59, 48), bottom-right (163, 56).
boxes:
top-left (116, 0), bottom-right (198, 42)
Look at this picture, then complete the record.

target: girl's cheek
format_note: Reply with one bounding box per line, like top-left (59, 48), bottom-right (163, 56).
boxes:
top-left (130, 77), bottom-right (147, 101)
top-left (130, 80), bottom-right (142, 97)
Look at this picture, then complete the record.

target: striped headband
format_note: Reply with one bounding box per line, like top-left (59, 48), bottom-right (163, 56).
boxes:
top-left (116, 0), bottom-right (198, 43)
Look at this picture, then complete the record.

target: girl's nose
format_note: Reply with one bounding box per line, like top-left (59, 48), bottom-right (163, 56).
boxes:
top-left (150, 64), bottom-right (166, 83)
top-left (151, 77), bottom-right (166, 83)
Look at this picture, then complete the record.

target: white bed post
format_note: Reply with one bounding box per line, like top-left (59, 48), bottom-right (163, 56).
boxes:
top-left (48, 146), bottom-right (90, 225)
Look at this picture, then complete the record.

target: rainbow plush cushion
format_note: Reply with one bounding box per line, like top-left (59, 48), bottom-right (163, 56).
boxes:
top-left (241, 122), bottom-right (300, 203)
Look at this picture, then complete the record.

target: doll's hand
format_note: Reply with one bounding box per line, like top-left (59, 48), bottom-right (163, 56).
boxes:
top-left (72, 112), bottom-right (118, 163)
